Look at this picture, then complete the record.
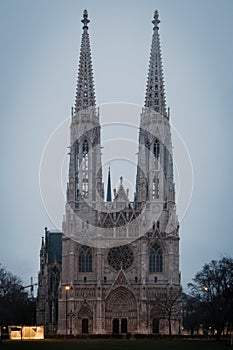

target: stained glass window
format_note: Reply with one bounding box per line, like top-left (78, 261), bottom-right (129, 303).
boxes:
top-left (108, 245), bottom-right (134, 271)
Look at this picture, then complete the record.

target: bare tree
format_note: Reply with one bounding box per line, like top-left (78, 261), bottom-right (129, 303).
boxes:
top-left (0, 265), bottom-right (35, 325)
top-left (182, 292), bottom-right (202, 336)
top-left (150, 285), bottom-right (182, 336)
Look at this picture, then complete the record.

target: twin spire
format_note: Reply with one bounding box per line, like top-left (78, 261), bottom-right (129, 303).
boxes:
top-left (74, 9), bottom-right (167, 117)
top-left (74, 10), bottom-right (168, 202)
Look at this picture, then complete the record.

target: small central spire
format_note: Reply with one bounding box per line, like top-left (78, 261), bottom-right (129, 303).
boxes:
top-left (106, 167), bottom-right (112, 202)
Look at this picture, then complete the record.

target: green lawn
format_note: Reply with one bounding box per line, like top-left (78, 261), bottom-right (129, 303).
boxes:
top-left (1, 339), bottom-right (231, 350)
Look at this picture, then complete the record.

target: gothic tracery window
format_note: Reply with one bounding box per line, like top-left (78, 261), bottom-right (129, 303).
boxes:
top-left (82, 140), bottom-right (89, 198)
top-left (79, 245), bottom-right (92, 272)
top-left (108, 245), bottom-right (134, 271)
top-left (149, 243), bottom-right (163, 273)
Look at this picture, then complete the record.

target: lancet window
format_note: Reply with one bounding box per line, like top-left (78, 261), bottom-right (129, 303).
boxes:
top-left (145, 141), bottom-right (150, 171)
top-left (149, 243), bottom-right (163, 273)
top-left (154, 139), bottom-right (160, 170)
top-left (82, 140), bottom-right (89, 198)
top-left (79, 245), bottom-right (92, 272)
top-left (152, 176), bottom-right (159, 199)
top-left (75, 142), bottom-right (80, 201)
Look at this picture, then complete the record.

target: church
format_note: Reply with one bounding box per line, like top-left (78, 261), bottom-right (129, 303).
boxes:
top-left (37, 9), bottom-right (181, 335)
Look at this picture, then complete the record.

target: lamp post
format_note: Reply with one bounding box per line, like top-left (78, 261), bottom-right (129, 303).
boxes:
top-left (65, 285), bottom-right (70, 337)
top-left (68, 310), bottom-right (76, 336)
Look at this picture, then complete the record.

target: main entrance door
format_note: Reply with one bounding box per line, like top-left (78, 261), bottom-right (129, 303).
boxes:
top-left (112, 318), bottom-right (128, 334)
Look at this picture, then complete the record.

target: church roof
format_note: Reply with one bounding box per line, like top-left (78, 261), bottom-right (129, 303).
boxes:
top-left (45, 229), bottom-right (63, 264)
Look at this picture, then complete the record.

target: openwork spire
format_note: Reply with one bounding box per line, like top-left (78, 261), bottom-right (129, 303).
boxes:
top-left (106, 167), bottom-right (112, 202)
top-left (145, 10), bottom-right (167, 117)
top-left (74, 9), bottom-right (96, 113)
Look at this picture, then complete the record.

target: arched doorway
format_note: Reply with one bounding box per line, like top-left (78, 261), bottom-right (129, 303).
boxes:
top-left (82, 318), bottom-right (89, 334)
top-left (112, 318), bottom-right (119, 334)
top-left (152, 318), bottom-right (159, 333)
top-left (77, 305), bottom-right (93, 334)
top-left (121, 318), bottom-right (127, 333)
top-left (106, 287), bottom-right (137, 334)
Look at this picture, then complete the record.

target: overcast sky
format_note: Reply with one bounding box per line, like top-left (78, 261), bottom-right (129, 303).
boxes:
top-left (1, 0), bottom-right (233, 291)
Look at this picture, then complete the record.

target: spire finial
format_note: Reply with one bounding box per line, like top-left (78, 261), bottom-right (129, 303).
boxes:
top-left (152, 9), bottom-right (160, 30)
top-left (81, 9), bottom-right (90, 30)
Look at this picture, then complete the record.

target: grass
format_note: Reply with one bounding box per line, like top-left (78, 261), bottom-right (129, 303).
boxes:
top-left (0, 339), bottom-right (231, 350)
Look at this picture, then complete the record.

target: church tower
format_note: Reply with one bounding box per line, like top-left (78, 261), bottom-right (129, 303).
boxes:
top-left (57, 9), bottom-right (105, 334)
top-left (49, 9), bottom-right (180, 336)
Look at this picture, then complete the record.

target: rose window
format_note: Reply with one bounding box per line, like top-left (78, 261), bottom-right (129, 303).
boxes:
top-left (107, 245), bottom-right (134, 271)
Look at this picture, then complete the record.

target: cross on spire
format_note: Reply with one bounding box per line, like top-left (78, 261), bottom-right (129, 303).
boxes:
top-left (74, 9), bottom-right (96, 113)
top-left (81, 9), bottom-right (90, 29)
top-left (144, 10), bottom-right (167, 117)
top-left (152, 10), bottom-right (160, 29)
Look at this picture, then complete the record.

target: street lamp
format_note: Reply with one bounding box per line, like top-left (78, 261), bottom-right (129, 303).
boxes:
top-left (65, 285), bottom-right (70, 337)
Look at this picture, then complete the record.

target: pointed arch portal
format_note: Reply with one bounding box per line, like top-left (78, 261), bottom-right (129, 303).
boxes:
top-left (106, 287), bottom-right (137, 334)
top-left (77, 305), bottom-right (93, 334)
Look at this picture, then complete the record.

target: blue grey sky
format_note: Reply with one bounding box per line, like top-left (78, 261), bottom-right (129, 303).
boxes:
top-left (1, 0), bottom-right (233, 290)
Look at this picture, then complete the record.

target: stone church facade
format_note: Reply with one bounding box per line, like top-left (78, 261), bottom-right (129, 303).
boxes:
top-left (37, 9), bottom-right (181, 335)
